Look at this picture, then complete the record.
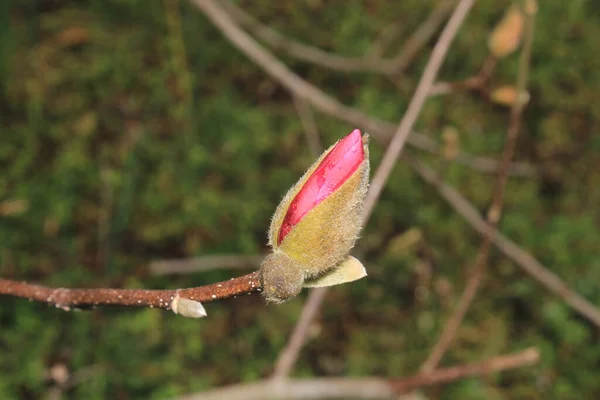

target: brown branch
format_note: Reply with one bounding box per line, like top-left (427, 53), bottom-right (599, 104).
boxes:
top-left (222, 0), bottom-right (454, 76)
top-left (176, 348), bottom-right (539, 400)
top-left (0, 272), bottom-right (262, 318)
top-left (150, 254), bottom-right (264, 275)
top-left (190, 0), bottom-right (535, 178)
top-left (420, 4), bottom-right (537, 373)
top-left (268, 0), bottom-right (475, 379)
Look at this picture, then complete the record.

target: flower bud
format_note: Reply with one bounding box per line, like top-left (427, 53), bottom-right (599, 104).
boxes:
top-left (260, 129), bottom-right (370, 303)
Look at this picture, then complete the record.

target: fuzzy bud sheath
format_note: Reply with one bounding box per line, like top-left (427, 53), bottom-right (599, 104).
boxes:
top-left (260, 129), bottom-right (370, 303)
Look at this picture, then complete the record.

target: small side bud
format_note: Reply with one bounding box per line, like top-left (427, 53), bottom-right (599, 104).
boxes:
top-left (490, 85), bottom-right (530, 107)
top-left (488, 6), bottom-right (524, 59)
top-left (171, 294), bottom-right (207, 318)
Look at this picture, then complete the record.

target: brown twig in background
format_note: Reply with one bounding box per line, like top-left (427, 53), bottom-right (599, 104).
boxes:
top-left (150, 254), bottom-right (264, 275)
top-left (177, 347), bottom-right (539, 400)
top-left (0, 272), bottom-right (261, 318)
top-left (420, 4), bottom-right (537, 373)
top-left (190, 0), bottom-right (534, 178)
top-left (222, 0), bottom-right (454, 76)
top-left (268, 0), bottom-right (475, 379)
top-left (410, 159), bottom-right (600, 328)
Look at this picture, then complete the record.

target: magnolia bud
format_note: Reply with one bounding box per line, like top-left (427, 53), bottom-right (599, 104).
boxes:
top-left (260, 129), bottom-right (370, 303)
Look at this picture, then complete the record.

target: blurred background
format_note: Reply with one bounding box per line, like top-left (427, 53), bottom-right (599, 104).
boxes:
top-left (1, 0), bottom-right (600, 398)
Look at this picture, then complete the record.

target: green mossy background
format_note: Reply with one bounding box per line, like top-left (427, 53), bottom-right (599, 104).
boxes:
top-left (1, 0), bottom-right (599, 398)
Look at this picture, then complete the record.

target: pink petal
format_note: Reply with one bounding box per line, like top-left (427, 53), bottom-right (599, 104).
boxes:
top-left (278, 129), bottom-right (364, 245)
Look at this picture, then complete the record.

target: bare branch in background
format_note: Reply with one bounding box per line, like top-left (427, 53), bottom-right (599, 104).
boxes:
top-left (150, 254), bottom-right (264, 275)
top-left (176, 348), bottom-right (539, 400)
top-left (222, 0), bottom-right (455, 76)
top-left (420, 4), bottom-right (537, 373)
top-left (190, 0), bottom-right (535, 178)
top-left (0, 272), bottom-right (261, 318)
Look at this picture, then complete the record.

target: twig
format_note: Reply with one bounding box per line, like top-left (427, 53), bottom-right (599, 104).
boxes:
top-left (268, 0), bottom-right (474, 379)
top-left (0, 272), bottom-right (261, 317)
top-left (293, 95), bottom-right (322, 156)
top-left (411, 159), bottom-right (600, 329)
top-left (420, 3), bottom-right (537, 373)
top-left (189, 0), bottom-right (534, 178)
top-left (176, 348), bottom-right (539, 400)
top-left (222, 0), bottom-right (454, 76)
top-left (150, 254), bottom-right (264, 275)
